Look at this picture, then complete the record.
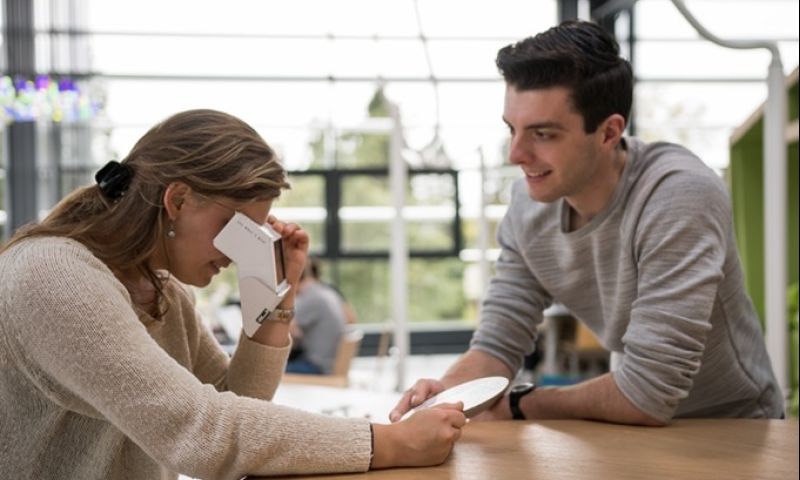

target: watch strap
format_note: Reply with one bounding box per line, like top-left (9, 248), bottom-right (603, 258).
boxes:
top-left (510, 383), bottom-right (536, 420)
top-left (266, 307), bottom-right (295, 324)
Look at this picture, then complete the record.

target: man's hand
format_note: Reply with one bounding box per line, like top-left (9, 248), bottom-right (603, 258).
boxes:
top-left (389, 378), bottom-right (447, 423)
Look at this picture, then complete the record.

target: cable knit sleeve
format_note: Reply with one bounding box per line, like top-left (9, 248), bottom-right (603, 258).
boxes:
top-left (1, 238), bottom-right (371, 479)
top-left (171, 282), bottom-right (290, 401)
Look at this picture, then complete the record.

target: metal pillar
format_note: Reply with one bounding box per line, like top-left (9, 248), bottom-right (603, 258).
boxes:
top-left (558, 0), bottom-right (580, 21)
top-left (3, 0), bottom-right (39, 235)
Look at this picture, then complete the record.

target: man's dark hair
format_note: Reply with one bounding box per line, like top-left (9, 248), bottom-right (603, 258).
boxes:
top-left (496, 20), bottom-right (632, 133)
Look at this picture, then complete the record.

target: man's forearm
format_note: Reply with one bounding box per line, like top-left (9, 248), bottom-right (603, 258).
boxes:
top-left (522, 373), bottom-right (665, 426)
top-left (440, 350), bottom-right (514, 388)
top-left (439, 351), bottom-right (663, 426)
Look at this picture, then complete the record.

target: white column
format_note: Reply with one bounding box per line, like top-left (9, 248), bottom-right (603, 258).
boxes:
top-left (764, 58), bottom-right (788, 401)
top-left (389, 106), bottom-right (409, 392)
top-left (478, 148), bottom-right (491, 314)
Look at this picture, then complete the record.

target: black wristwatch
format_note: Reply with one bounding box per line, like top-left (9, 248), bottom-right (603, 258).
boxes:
top-left (509, 382), bottom-right (536, 420)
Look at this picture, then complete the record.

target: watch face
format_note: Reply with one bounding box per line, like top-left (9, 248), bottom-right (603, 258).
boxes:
top-left (511, 383), bottom-right (535, 395)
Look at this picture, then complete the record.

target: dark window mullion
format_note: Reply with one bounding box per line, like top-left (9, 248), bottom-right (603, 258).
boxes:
top-left (325, 170), bottom-right (341, 258)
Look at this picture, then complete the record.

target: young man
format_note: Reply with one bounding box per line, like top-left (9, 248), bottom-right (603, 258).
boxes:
top-left (390, 21), bottom-right (783, 426)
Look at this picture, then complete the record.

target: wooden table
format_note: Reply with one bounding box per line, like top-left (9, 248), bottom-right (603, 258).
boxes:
top-left (256, 418), bottom-right (798, 480)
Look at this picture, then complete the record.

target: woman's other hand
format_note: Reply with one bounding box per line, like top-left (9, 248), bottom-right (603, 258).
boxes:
top-left (266, 215), bottom-right (309, 290)
top-left (371, 402), bottom-right (466, 469)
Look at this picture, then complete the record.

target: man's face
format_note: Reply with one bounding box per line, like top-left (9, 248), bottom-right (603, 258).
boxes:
top-left (503, 85), bottom-right (604, 204)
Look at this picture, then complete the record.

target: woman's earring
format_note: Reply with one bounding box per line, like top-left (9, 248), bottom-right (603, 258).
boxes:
top-left (167, 223), bottom-right (176, 238)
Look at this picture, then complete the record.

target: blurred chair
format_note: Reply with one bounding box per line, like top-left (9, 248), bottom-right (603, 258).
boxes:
top-left (283, 329), bottom-right (364, 388)
top-left (540, 304), bottom-right (573, 376)
top-left (566, 323), bottom-right (609, 378)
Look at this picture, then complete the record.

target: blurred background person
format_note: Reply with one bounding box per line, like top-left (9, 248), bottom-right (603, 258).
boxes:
top-left (288, 257), bottom-right (349, 374)
top-left (306, 256), bottom-right (359, 325)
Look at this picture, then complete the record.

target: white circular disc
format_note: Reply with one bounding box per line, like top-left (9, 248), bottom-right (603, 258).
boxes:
top-left (401, 376), bottom-right (510, 420)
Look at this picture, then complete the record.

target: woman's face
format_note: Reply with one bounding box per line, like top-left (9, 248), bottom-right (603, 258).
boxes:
top-left (164, 191), bottom-right (273, 287)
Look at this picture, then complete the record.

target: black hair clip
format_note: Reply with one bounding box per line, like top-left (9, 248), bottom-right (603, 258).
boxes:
top-left (95, 161), bottom-right (134, 200)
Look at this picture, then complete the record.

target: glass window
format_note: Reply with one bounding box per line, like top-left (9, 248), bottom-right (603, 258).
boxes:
top-left (339, 172), bottom-right (459, 254)
top-left (336, 133), bottom-right (391, 168)
top-left (330, 257), bottom-right (471, 325)
top-left (632, 0), bottom-right (799, 172)
top-left (635, 81), bottom-right (770, 170)
top-left (274, 174), bottom-right (327, 254)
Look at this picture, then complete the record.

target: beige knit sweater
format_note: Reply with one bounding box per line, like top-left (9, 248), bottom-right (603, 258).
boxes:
top-left (0, 237), bottom-right (371, 479)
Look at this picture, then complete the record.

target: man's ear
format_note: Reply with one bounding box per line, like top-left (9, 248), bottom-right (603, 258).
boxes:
top-left (599, 113), bottom-right (626, 148)
top-left (163, 182), bottom-right (191, 221)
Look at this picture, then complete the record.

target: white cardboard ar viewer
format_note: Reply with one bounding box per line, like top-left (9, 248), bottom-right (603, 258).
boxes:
top-left (213, 212), bottom-right (290, 337)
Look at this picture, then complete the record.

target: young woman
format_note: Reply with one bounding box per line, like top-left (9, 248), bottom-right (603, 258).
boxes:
top-left (0, 109), bottom-right (465, 479)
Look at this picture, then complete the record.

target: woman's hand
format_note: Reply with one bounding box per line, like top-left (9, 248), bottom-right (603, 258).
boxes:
top-left (371, 402), bottom-right (466, 469)
top-left (245, 215), bottom-right (307, 347)
top-left (266, 215), bottom-right (309, 291)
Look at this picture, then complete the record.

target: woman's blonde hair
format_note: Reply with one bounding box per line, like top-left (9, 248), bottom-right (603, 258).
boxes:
top-left (2, 109), bottom-right (289, 314)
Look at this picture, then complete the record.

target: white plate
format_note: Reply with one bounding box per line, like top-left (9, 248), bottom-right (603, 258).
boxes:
top-left (401, 376), bottom-right (510, 420)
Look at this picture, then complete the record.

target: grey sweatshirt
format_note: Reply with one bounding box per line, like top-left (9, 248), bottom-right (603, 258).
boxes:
top-left (471, 137), bottom-right (783, 422)
top-left (295, 282), bottom-right (346, 374)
